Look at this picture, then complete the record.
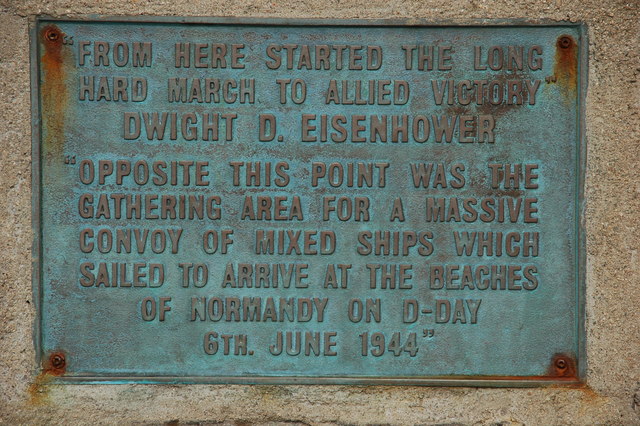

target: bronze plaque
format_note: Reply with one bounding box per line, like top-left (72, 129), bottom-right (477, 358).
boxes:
top-left (32, 18), bottom-right (586, 385)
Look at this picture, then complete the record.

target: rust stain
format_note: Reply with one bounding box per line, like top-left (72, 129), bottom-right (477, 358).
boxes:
top-left (28, 371), bottom-right (54, 406)
top-left (551, 35), bottom-right (578, 99)
top-left (40, 25), bottom-right (69, 159)
top-left (575, 384), bottom-right (602, 400)
top-left (28, 352), bottom-right (67, 405)
top-left (545, 384), bottom-right (607, 410)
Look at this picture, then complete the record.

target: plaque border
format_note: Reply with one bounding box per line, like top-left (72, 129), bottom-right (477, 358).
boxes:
top-left (30, 16), bottom-right (587, 387)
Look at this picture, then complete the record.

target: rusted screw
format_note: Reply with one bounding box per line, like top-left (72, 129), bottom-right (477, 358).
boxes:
top-left (50, 353), bottom-right (65, 369)
top-left (559, 36), bottom-right (572, 49)
top-left (555, 358), bottom-right (567, 369)
top-left (45, 29), bottom-right (59, 42)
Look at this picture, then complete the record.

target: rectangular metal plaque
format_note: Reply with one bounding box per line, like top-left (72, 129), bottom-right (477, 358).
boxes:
top-left (32, 18), bottom-right (586, 385)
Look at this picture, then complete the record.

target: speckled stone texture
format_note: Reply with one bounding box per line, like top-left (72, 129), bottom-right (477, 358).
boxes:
top-left (0, 0), bottom-right (638, 424)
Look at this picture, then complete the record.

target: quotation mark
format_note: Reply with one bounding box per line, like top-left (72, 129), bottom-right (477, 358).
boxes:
top-left (64, 155), bottom-right (76, 165)
top-left (423, 329), bottom-right (435, 338)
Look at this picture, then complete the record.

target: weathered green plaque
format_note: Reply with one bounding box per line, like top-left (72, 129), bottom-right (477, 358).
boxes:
top-left (32, 18), bottom-right (586, 385)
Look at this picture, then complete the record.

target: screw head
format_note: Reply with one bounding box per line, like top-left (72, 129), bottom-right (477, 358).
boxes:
top-left (50, 353), bottom-right (65, 369)
top-left (555, 358), bottom-right (567, 369)
top-left (45, 29), bottom-right (59, 42)
top-left (559, 36), bottom-right (572, 49)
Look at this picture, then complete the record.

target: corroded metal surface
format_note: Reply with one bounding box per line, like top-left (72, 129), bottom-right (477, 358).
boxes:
top-left (32, 18), bottom-right (586, 385)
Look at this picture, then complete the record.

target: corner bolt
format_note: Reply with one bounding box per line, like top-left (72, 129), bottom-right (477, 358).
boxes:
top-left (45, 29), bottom-right (59, 42)
top-left (50, 353), bottom-right (66, 369)
top-left (559, 36), bottom-right (572, 49)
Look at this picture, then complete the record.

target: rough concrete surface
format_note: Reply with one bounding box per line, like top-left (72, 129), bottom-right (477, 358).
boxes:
top-left (0, 0), bottom-right (638, 424)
